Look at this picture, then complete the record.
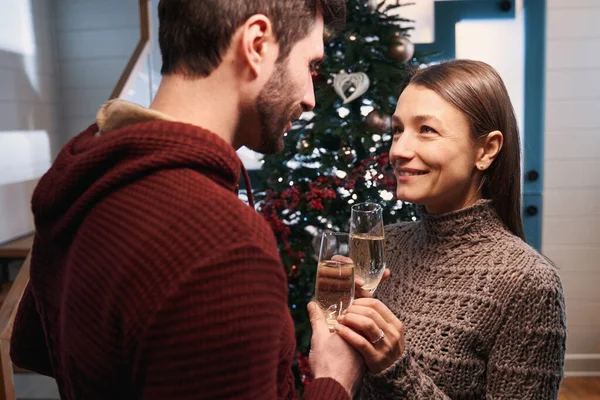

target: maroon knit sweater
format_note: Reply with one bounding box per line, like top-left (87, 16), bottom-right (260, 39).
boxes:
top-left (11, 117), bottom-right (348, 399)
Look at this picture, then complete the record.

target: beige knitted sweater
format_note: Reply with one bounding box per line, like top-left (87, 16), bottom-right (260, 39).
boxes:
top-left (359, 200), bottom-right (566, 399)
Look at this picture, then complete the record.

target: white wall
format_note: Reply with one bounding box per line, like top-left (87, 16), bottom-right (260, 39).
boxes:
top-left (121, 49), bottom-right (154, 108)
top-left (54, 0), bottom-right (140, 142)
top-left (454, 0), bottom-right (525, 140)
top-left (0, 0), bottom-right (142, 243)
top-left (543, 0), bottom-right (600, 375)
top-left (0, 0), bottom-right (60, 243)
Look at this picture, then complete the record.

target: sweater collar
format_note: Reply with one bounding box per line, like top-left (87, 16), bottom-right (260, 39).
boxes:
top-left (418, 199), bottom-right (506, 242)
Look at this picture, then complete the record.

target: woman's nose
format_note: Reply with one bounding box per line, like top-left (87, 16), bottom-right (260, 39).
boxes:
top-left (390, 133), bottom-right (416, 161)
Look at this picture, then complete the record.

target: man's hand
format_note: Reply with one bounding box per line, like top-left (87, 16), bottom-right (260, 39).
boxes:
top-left (307, 302), bottom-right (365, 397)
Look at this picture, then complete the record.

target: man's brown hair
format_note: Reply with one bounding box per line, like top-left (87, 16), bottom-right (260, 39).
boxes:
top-left (158, 0), bottom-right (346, 78)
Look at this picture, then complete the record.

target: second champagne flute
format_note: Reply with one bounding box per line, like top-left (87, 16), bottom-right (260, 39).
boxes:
top-left (350, 202), bottom-right (386, 294)
top-left (314, 232), bottom-right (355, 330)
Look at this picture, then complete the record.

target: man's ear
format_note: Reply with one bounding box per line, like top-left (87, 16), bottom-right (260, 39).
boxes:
top-left (238, 14), bottom-right (276, 78)
top-left (475, 130), bottom-right (503, 171)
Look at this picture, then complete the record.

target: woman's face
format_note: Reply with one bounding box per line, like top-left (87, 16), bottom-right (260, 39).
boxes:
top-left (390, 84), bottom-right (484, 214)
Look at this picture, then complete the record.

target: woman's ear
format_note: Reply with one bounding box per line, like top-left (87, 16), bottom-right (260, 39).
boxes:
top-left (475, 130), bottom-right (503, 171)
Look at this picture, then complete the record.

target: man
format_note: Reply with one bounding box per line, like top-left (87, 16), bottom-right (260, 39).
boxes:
top-left (10, 0), bottom-right (364, 398)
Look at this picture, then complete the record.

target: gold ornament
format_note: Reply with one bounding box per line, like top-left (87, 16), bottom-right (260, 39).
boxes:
top-left (296, 132), bottom-right (312, 154)
top-left (297, 139), bottom-right (311, 155)
top-left (387, 33), bottom-right (414, 63)
top-left (340, 146), bottom-right (356, 164)
top-left (365, 109), bottom-right (392, 133)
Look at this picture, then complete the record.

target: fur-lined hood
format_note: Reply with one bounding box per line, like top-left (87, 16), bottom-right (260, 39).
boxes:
top-left (31, 100), bottom-right (250, 239)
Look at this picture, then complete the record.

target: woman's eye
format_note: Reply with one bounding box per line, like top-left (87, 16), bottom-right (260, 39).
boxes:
top-left (420, 125), bottom-right (437, 134)
top-left (392, 126), bottom-right (404, 135)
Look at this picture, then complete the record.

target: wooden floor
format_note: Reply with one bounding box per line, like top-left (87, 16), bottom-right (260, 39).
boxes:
top-left (559, 378), bottom-right (600, 399)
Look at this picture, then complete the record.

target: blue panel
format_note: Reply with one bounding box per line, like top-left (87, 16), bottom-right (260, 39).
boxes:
top-left (415, 0), bottom-right (516, 59)
top-left (523, 194), bottom-right (542, 251)
top-left (523, 0), bottom-right (545, 197)
top-left (522, 0), bottom-right (546, 250)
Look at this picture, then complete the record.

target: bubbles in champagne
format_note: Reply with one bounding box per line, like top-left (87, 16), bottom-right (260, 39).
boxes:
top-left (350, 234), bottom-right (386, 292)
top-left (315, 260), bottom-right (355, 325)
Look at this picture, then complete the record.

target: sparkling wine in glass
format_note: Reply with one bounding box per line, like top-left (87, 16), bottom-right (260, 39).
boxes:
top-left (350, 202), bottom-right (386, 294)
top-left (314, 232), bottom-right (355, 330)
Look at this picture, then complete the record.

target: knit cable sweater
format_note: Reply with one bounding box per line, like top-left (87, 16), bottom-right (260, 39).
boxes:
top-left (359, 200), bottom-right (566, 399)
top-left (11, 100), bottom-right (348, 400)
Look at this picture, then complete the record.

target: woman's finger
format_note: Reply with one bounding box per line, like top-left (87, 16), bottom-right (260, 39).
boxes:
top-left (352, 298), bottom-right (404, 332)
top-left (343, 304), bottom-right (388, 329)
top-left (337, 312), bottom-right (385, 343)
top-left (355, 286), bottom-right (372, 299)
top-left (331, 255), bottom-right (354, 265)
top-left (354, 275), bottom-right (372, 298)
top-left (381, 268), bottom-right (391, 282)
top-left (333, 322), bottom-right (381, 360)
top-left (316, 264), bottom-right (354, 292)
top-left (355, 275), bottom-right (365, 287)
top-left (316, 276), bottom-right (354, 292)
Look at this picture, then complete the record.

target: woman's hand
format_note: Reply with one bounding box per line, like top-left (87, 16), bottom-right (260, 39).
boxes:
top-left (334, 298), bottom-right (405, 374)
top-left (329, 255), bottom-right (390, 299)
top-left (354, 269), bottom-right (391, 299)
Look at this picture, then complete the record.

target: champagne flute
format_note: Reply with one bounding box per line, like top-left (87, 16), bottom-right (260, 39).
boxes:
top-left (314, 232), bottom-right (355, 330)
top-left (350, 202), bottom-right (386, 294)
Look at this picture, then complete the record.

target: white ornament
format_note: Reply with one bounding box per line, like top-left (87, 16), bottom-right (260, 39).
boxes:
top-left (333, 72), bottom-right (370, 104)
top-left (366, 0), bottom-right (378, 12)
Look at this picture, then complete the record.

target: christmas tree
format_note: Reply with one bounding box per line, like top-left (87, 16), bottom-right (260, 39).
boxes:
top-left (255, 0), bottom-right (432, 386)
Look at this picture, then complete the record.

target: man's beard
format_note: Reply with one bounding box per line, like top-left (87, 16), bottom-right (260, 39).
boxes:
top-left (255, 64), bottom-right (304, 154)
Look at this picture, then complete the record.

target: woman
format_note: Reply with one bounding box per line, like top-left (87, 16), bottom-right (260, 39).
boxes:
top-left (334, 60), bottom-right (566, 399)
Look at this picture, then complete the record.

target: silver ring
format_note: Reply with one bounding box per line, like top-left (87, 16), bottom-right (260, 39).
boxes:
top-left (371, 329), bottom-right (385, 344)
